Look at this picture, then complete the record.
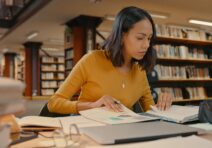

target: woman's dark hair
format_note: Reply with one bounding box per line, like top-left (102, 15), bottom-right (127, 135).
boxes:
top-left (103, 6), bottom-right (156, 73)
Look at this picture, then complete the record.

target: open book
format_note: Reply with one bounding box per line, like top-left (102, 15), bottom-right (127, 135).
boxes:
top-left (146, 105), bottom-right (199, 123)
top-left (17, 116), bottom-right (61, 131)
top-left (79, 105), bottom-right (158, 124)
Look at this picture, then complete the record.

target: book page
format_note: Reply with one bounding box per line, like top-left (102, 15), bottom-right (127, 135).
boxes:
top-left (79, 105), bottom-right (158, 124)
top-left (146, 105), bottom-right (199, 123)
top-left (58, 116), bottom-right (105, 134)
top-left (17, 116), bottom-right (61, 128)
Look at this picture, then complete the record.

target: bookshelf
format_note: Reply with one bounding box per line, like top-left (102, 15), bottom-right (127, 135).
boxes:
top-left (0, 54), bottom-right (3, 77)
top-left (15, 55), bottom-right (25, 81)
top-left (40, 56), bottom-right (65, 96)
top-left (64, 26), bottom-right (74, 76)
top-left (149, 24), bottom-right (212, 103)
top-left (65, 48), bottom-right (74, 76)
top-left (64, 15), bottom-right (102, 76)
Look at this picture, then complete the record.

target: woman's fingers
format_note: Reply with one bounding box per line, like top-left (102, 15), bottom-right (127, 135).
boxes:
top-left (157, 93), bottom-right (173, 111)
top-left (104, 97), bottom-right (123, 112)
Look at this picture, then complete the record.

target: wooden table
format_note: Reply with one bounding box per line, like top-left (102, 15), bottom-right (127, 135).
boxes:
top-left (10, 132), bottom-right (212, 148)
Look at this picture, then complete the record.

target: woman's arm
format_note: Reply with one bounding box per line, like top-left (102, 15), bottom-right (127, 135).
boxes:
top-left (77, 95), bottom-right (123, 112)
top-left (48, 55), bottom-right (88, 114)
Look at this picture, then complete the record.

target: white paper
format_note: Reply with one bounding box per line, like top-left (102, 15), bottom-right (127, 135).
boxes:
top-left (147, 105), bottom-right (199, 123)
top-left (58, 116), bottom-right (105, 134)
top-left (79, 105), bottom-right (158, 124)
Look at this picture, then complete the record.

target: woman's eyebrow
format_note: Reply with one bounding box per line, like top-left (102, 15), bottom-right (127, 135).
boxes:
top-left (137, 33), bottom-right (153, 37)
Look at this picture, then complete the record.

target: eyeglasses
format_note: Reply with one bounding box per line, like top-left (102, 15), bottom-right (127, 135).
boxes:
top-left (39, 120), bottom-right (81, 148)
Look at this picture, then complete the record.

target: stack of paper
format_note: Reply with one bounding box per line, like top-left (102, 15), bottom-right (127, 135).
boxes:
top-left (0, 77), bottom-right (25, 101)
top-left (0, 124), bottom-right (11, 148)
top-left (0, 77), bottom-right (25, 116)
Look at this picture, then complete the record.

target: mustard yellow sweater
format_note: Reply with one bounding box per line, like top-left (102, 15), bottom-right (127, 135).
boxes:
top-left (48, 50), bottom-right (154, 114)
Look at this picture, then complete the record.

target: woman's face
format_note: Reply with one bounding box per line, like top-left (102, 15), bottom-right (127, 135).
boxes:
top-left (123, 18), bottom-right (153, 61)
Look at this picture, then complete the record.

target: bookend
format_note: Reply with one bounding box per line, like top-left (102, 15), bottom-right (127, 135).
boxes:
top-left (199, 100), bottom-right (212, 124)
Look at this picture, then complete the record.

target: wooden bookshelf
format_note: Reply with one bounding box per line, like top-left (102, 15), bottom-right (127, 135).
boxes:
top-left (157, 58), bottom-right (212, 65)
top-left (153, 79), bottom-right (212, 83)
top-left (65, 48), bottom-right (74, 76)
top-left (155, 36), bottom-right (212, 46)
top-left (149, 26), bottom-right (212, 103)
top-left (3, 52), bottom-right (17, 78)
top-left (64, 15), bottom-right (102, 77)
top-left (173, 98), bottom-right (212, 103)
top-left (40, 56), bottom-right (65, 96)
top-left (15, 58), bottom-right (25, 81)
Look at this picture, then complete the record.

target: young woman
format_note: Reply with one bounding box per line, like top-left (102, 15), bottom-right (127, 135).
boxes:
top-left (48, 6), bottom-right (172, 114)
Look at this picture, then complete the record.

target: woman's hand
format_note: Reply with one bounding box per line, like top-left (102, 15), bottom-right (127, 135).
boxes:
top-left (156, 93), bottom-right (173, 111)
top-left (91, 95), bottom-right (123, 112)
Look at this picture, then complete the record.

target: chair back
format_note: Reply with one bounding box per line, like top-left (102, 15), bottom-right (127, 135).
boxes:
top-left (39, 103), bottom-right (70, 117)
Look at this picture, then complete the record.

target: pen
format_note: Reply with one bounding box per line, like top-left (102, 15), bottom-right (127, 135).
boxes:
top-left (114, 100), bottom-right (120, 104)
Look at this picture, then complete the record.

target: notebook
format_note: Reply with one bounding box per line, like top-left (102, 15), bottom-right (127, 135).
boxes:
top-left (79, 105), bottom-right (158, 124)
top-left (146, 105), bottom-right (199, 123)
top-left (81, 121), bottom-right (199, 145)
top-left (17, 116), bottom-right (61, 131)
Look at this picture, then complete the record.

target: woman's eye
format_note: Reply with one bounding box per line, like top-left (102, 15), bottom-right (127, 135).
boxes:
top-left (137, 37), bottom-right (144, 40)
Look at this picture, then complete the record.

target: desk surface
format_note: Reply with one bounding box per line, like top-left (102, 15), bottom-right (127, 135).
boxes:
top-left (10, 115), bottom-right (212, 148)
top-left (10, 131), bottom-right (212, 148)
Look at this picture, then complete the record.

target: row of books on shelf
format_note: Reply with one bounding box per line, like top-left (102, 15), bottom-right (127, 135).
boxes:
top-left (41, 89), bottom-right (55, 95)
top-left (155, 45), bottom-right (209, 59)
top-left (42, 81), bottom-right (63, 88)
top-left (41, 56), bottom-right (64, 63)
top-left (0, 65), bottom-right (2, 77)
top-left (16, 73), bottom-right (24, 81)
top-left (155, 24), bottom-right (212, 41)
top-left (65, 49), bottom-right (74, 59)
top-left (41, 73), bottom-right (65, 79)
top-left (41, 65), bottom-right (65, 71)
top-left (65, 60), bottom-right (73, 70)
top-left (15, 57), bottom-right (25, 81)
top-left (154, 65), bottom-right (210, 80)
top-left (154, 87), bottom-right (207, 101)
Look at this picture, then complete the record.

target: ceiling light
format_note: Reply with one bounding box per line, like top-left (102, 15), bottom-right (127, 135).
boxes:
top-left (89, 0), bottom-right (102, 3)
top-left (2, 48), bottom-right (9, 53)
top-left (189, 19), bottom-right (212, 27)
top-left (105, 12), bottom-right (168, 21)
top-left (104, 15), bottom-right (115, 21)
top-left (27, 31), bottom-right (38, 40)
top-left (48, 38), bottom-right (64, 44)
top-left (42, 47), bottom-right (60, 51)
top-left (150, 13), bottom-right (168, 19)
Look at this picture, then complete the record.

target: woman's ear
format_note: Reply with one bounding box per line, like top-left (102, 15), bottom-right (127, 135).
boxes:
top-left (122, 32), bottom-right (127, 45)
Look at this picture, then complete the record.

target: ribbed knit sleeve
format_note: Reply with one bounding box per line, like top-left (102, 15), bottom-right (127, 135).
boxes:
top-left (48, 53), bottom-right (89, 114)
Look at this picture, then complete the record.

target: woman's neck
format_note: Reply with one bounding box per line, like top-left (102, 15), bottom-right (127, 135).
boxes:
top-left (117, 62), bottom-right (131, 74)
top-left (116, 49), bottom-right (132, 74)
